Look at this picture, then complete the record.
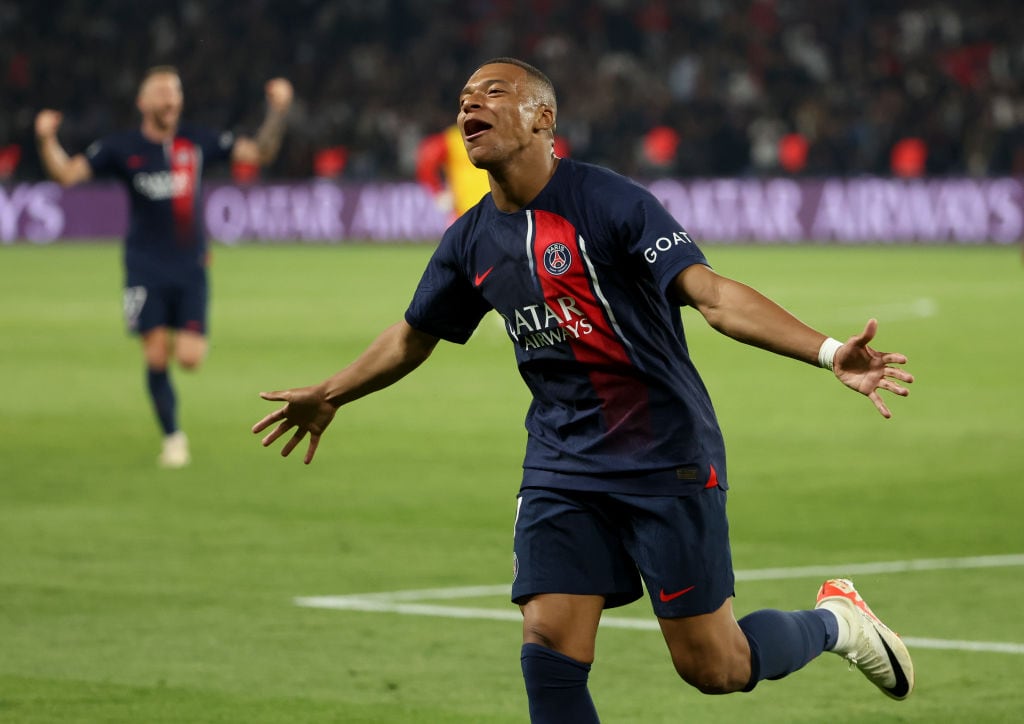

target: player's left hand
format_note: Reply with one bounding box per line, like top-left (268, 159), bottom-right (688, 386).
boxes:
top-left (833, 319), bottom-right (914, 419)
top-left (252, 384), bottom-right (336, 464)
top-left (265, 78), bottom-right (294, 113)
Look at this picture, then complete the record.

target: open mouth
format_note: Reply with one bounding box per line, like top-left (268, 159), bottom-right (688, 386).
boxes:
top-left (463, 118), bottom-right (492, 140)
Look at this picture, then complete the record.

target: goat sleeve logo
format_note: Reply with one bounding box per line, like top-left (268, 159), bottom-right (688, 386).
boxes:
top-left (543, 242), bottom-right (571, 275)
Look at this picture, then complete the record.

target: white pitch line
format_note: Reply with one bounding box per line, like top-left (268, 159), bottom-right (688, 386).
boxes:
top-left (294, 598), bottom-right (1024, 654)
top-left (294, 598), bottom-right (523, 622)
top-left (836, 296), bottom-right (939, 324)
top-left (295, 553), bottom-right (1024, 655)
top-left (346, 584), bottom-right (511, 602)
top-left (299, 554), bottom-right (1024, 603)
top-left (734, 553), bottom-right (1024, 581)
top-left (901, 637), bottom-right (1024, 655)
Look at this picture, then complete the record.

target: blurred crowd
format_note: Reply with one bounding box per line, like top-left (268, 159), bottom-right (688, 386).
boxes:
top-left (3, 0), bottom-right (1024, 181)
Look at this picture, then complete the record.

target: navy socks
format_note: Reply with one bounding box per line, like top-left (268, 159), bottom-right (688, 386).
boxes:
top-left (520, 607), bottom-right (839, 716)
top-left (146, 367), bottom-right (177, 435)
top-left (738, 608), bottom-right (837, 690)
top-left (521, 643), bottom-right (599, 724)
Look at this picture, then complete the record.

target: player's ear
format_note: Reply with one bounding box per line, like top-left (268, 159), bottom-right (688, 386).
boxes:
top-left (534, 104), bottom-right (555, 134)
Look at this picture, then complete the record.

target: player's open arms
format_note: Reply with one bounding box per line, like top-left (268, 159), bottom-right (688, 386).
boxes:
top-left (253, 321), bottom-right (439, 464)
top-left (672, 264), bottom-right (913, 419)
top-left (34, 110), bottom-right (94, 186)
top-left (231, 78), bottom-right (294, 166)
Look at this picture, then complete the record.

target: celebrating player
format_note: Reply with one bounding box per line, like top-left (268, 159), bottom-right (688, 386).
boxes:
top-left (252, 59), bottom-right (914, 720)
top-left (37, 66), bottom-right (293, 468)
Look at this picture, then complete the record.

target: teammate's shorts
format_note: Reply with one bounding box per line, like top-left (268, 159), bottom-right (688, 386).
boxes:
top-left (123, 270), bottom-right (208, 336)
top-left (511, 484), bottom-right (735, 619)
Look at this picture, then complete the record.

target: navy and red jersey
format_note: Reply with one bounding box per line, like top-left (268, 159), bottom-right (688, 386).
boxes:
top-left (405, 158), bottom-right (727, 496)
top-left (85, 124), bottom-right (235, 278)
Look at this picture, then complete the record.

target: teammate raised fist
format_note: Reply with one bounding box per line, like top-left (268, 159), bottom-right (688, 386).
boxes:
top-left (34, 110), bottom-right (64, 140)
top-left (265, 78), bottom-right (294, 113)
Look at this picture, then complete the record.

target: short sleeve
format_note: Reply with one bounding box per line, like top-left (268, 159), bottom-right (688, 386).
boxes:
top-left (85, 138), bottom-right (119, 178)
top-left (613, 183), bottom-right (708, 296)
top-left (404, 233), bottom-right (492, 344)
top-left (199, 128), bottom-right (235, 165)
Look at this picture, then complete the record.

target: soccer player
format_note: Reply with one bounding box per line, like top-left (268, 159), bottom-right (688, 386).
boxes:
top-left (36, 66), bottom-right (293, 468)
top-left (252, 59), bottom-right (915, 720)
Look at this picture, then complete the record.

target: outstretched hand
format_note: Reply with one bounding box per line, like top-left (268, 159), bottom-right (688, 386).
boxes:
top-left (833, 319), bottom-right (914, 418)
top-left (252, 385), bottom-right (337, 464)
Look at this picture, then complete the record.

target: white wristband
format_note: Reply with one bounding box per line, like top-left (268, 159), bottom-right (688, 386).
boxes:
top-left (817, 337), bottom-right (843, 371)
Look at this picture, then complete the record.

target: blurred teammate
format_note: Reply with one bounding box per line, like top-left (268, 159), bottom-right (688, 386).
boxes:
top-left (37, 66), bottom-right (293, 467)
top-left (253, 59), bottom-right (914, 720)
top-left (416, 124), bottom-right (492, 221)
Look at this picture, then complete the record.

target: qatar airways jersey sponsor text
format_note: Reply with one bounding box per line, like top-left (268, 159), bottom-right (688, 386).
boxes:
top-left (500, 295), bottom-right (594, 351)
top-left (131, 168), bottom-right (196, 200)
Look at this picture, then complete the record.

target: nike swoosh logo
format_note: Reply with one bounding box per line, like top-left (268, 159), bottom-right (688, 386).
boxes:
top-left (879, 635), bottom-right (912, 699)
top-left (474, 267), bottom-right (494, 287)
top-left (659, 585), bottom-right (696, 602)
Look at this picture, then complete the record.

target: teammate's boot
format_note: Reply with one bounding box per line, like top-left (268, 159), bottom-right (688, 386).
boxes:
top-left (159, 431), bottom-right (190, 468)
top-left (815, 578), bottom-right (914, 700)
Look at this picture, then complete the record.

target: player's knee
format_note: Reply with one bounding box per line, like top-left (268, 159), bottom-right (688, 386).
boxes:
top-left (522, 624), bottom-right (595, 664)
top-left (523, 625), bottom-right (558, 651)
top-left (142, 339), bottom-right (171, 368)
top-left (177, 354), bottom-right (203, 371)
top-left (175, 336), bottom-right (207, 370)
top-left (672, 654), bottom-right (749, 695)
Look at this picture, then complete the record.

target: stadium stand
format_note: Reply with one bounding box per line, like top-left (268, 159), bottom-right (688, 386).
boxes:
top-left (3, 0), bottom-right (1023, 181)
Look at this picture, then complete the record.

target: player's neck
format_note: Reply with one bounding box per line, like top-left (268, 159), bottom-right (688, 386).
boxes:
top-left (140, 118), bottom-right (177, 144)
top-left (488, 153), bottom-right (559, 213)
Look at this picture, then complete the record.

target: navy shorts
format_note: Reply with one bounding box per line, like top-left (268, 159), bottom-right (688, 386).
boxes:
top-left (123, 270), bottom-right (208, 336)
top-left (512, 485), bottom-right (735, 618)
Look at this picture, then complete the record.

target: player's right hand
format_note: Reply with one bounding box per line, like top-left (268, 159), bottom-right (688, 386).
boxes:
top-left (252, 385), bottom-right (337, 464)
top-left (35, 110), bottom-right (63, 140)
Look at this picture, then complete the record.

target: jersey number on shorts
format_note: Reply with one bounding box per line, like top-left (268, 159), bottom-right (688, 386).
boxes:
top-left (123, 286), bottom-right (148, 332)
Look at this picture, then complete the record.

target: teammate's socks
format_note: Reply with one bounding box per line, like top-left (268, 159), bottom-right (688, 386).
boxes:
top-left (146, 367), bottom-right (177, 435)
top-left (521, 643), bottom-right (599, 724)
top-left (738, 608), bottom-right (837, 690)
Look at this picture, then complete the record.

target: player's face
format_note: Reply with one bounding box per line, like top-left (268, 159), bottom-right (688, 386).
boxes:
top-left (137, 73), bottom-right (183, 132)
top-left (458, 63), bottom-right (544, 168)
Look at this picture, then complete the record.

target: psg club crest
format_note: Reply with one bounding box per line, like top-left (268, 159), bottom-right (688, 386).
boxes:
top-left (543, 242), bottom-right (571, 275)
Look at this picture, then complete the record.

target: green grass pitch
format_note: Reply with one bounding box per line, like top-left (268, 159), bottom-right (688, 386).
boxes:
top-left (1, 241), bottom-right (1022, 723)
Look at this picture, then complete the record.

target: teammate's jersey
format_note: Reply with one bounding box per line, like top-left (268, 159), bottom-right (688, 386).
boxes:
top-left (86, 124), bottom-right (235, 278)
top-left (405, 159), bottom-right (727, 495)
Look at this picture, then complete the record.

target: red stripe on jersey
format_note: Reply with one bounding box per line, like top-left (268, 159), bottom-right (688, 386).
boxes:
top-left (170, 137), bottom-right (198, 243)
top-left (530, 210), bottom-right (650, 443)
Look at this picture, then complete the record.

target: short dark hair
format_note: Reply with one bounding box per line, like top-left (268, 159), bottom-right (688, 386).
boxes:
top-left (479, 57), bottom-right (556, 107)
top-left (140, 65), bottom-right (180, 87)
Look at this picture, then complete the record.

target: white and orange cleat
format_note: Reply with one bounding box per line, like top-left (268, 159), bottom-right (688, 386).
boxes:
top-left (158, 431), bottom-right (190, 468)
top-left (815, 578), bottom-right (914, 700)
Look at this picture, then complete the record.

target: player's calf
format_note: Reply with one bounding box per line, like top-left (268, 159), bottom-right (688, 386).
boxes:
top-left (665, 640), bottom-right (752, 694)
